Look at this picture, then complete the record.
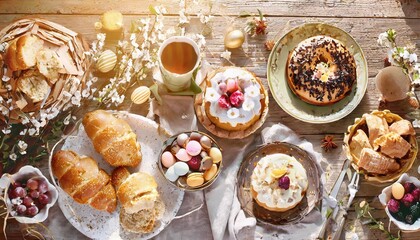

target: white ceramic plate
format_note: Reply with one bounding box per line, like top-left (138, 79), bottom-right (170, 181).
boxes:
top-left (49, 112), bottom-right (184, 240)
top-left (267, 23), bottom-right (368, 123)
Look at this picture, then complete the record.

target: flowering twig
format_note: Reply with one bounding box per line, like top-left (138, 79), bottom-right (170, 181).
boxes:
top-left (377, 29), bottom-right (420, 108)
top-left (355, 200), bottom-right (401, 240)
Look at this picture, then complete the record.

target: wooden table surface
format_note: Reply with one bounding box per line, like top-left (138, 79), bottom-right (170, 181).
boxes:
top-left (1, 0), bottom-right (420, 239)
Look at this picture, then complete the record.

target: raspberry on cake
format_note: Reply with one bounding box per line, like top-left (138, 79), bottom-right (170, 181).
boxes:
top-left (203, 67), bottom-right (267, 131)
top-left (286, 35), bottom-right (357, 105)
top-left (251, 153), bottom-right (309, 212)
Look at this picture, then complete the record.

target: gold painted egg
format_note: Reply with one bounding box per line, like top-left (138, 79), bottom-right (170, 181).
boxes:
top-left (96, 50), bottom-right (117, 73)
top-left (131, 86), bottom-right (151, 104)
top-left (224, 29), bottom-right (245, 49)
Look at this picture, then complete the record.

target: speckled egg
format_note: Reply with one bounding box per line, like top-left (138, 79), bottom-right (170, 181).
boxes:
top-left (186, 140), bottom-right (202, 156)
top-left (209, 147), bottom-right (222, 163)
top-left (173, 162), bottom-right (189, 176)
top-left (175, 149), bottom-right (192, 162)
top-left (200, 136), bottom-right (212, 150)
top-left (177, 133), bottom-right (189, 147)
top-left (161, 151), bottom-right (176, 168)
top-left (165, 166), bottom-right (179, 182)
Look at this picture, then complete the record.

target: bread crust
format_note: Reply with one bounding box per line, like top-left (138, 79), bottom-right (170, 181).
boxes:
top-left (5, 35), bottom-right (44, 71)
top-left (111, 167), bottom-right (131, 191)
top-left (82, 110), bottom-right (142, 167)
top-left (51, 150), bottom-right (117, 213)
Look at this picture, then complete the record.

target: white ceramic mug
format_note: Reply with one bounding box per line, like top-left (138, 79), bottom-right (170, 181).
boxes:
top-left (158, 36), bottom-right (201, 92)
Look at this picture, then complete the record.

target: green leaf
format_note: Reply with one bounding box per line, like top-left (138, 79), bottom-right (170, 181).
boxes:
top-left (149, 83), bottom-right (162, 105)
top-left (325, 207), bottom-right (333, 218)
top-left (149, 5), bottom-right (158, 15)
top-left (257, 9), bottom-right (264, 20)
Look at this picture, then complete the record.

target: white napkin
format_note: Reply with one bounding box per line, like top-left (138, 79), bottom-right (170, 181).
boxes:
top-left (225, 123), bottom-right (326, 240)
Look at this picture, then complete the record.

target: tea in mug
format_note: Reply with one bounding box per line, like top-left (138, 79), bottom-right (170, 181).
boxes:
top-left (161, 42), bottom-right (198, 74)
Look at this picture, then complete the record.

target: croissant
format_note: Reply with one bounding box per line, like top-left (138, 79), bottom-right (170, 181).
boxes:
top-left (51, 150), bottom-right (117, 213)
top-left (111, 167), bottom-right (165, 233)
top-left (82, 110), bottom-right (142, 167)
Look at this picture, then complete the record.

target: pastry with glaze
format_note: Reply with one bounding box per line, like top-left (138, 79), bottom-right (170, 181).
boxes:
top-left (203, 67), bottom-right (267, 131)
top-left (286, 36), bottom-right (356, 105)
top-left (250, 153), bottom-right (308, 212)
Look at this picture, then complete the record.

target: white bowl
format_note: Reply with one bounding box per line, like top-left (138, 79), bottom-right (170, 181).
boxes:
top-left (0, 165), bottom-right (58, 223)
top-left (378, 173), bottom-right (420, 231)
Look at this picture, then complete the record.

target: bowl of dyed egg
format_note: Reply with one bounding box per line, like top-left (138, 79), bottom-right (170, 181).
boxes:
top-left (158, 131), bottom-right (223, 191)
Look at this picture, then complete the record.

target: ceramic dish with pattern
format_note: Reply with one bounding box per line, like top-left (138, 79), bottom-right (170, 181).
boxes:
top-left (237, 142), bottom-right (322, 225)
top-left (48, 111), bottom-right (184, 240)
top-left (267, 22), bottom-right (368, 123)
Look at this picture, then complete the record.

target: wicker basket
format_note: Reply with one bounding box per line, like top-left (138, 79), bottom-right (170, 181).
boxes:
top-left (0, 18), bottom-right (90, 123)
top-left (343, 110), bottom-right (418, 183)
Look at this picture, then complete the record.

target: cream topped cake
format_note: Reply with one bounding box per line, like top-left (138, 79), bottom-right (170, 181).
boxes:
top-left (251, 153), bottom-right (309, 212)
top-left (203, 67), bottom-right (266, 131)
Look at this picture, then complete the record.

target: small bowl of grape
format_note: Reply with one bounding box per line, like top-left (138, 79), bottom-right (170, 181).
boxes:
top-left (379, 173), bottom-right (420, 231)
top-left (0, 165), bottom-right (58, 223)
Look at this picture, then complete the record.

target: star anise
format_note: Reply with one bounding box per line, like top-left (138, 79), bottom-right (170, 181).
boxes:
top-left (321, 135), bottom-right (338, 152)
top-left (265, 40), bottom-right (275, 51)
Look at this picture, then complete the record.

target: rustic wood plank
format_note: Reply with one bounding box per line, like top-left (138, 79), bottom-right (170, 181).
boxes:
top-left (1, 3), bottom-right (420, 238)
top-left (1, 14), bottom-right (419, 136)
top-left (0, 0), bottom-right (419, 18)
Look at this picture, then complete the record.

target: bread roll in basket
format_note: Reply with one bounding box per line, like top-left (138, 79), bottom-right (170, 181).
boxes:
top-left (0, 18), bottom-right (90, 123)
top-left (343, 110), bottom-right (418, 183)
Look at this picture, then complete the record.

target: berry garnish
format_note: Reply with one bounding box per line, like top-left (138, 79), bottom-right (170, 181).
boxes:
top-left (229, 90), bottom-right (244, 107)
top-left (218, 95), bottom-right (231, 109)
top-left (278, 176), bottom-right (290, 190)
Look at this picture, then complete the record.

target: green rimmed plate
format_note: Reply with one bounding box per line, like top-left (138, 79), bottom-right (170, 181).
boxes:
top-left (267, 23), bottom-right (368, 123)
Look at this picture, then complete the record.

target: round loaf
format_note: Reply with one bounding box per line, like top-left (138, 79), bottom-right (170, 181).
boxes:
top-left (286, 35), bottom-right (356, 105)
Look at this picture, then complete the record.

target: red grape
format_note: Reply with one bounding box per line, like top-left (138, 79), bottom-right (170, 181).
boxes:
top-left (16, 205), bottom-right (27, 215)
top-left (27, 179), bottom-right (39, 190)
top-left (26, 205), bottom-right (38, 216)
top-left (13, 187), bottom-right (27, 198)
top-left (29, 190), bottom-right (40, 199)
top-left (8, 189), bottom-right (17, 199)
top-left (38, 181), bottom-right (48, 193)
top-left (38, 194), bottom-right (49, 205)
top-left (12, 182), bottom-right (22, 188)
top-left (23, 196), bottom-right (34, 207)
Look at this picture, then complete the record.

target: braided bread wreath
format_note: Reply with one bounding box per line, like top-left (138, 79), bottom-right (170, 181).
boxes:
top-left (286, 36), bottom-right (357, 106)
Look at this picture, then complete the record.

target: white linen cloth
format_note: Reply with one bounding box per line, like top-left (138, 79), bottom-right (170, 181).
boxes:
top-left (225, 124), bottom-right (327, 240)
top-left (150, 91), bottom-right (326, 240)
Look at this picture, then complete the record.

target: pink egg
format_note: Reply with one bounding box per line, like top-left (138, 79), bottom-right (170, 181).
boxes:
top-left (186, 140), bottom-right (202, 156)
top-left (161, 151), bottom-right (176, 168)
top-left (175, 148), bottom-right (192, 162)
